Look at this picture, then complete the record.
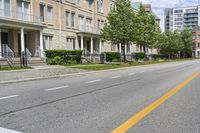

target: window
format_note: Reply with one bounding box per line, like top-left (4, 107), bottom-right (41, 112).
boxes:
top-left (97, 20), bottom-right (100, 32)
top-left (66, 11), bottom-right (69, 27)
top-left (71, 12), bottom-right (75, 28)
top-left (193, 35), bottom-right (196, 40)
top-left (197, 34), bottom-right (200, 39)
top-left (198, 43), bottom-right (200, 48)
top-left (0, 0), bottom-right (11, 16)
top-left (47, 6), bottom-right (53, 24)
top-left (88, 0), bottom-right (92, 9)
top-left (43, 36), bottom-right (53, 50)
top-left (40, 4), bottom-right (45, 22)
top-left (86, 18), bottom-right (92, 32)
top-left (97, 0), bottom-right (103, 13)
top-left (17, 0), bottom-right (30, 20)
top-left (174, 10), bottom-right (182, 13)
top-left (66, 38), bottom-right (76, 50)
top-left (78, 16), bottom-right (84, 30)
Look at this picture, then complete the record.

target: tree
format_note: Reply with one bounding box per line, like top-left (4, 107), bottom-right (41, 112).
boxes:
top-left (158, 30), bottom-right (183, 58)
top-left (180, 28), bottom-right (193, 58)
top-left (135, 5), bottom-right (161, 54)
top-left (101, 0), bottom-right (136, 62)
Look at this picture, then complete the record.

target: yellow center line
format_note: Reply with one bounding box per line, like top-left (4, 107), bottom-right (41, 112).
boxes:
top-left (111, 70), bottom-right (200, 133)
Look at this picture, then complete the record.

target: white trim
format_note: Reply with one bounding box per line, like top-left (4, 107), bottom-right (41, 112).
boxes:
top-left (20, 27), bottom-right (25, 52)
top-left (0, 27), bottom-right (1, 58)
top-left (90, 36), bottom-right (93, 54)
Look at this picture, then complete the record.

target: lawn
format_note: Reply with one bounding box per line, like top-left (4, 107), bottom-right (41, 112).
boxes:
top-left (0, 66), bottom-right (32, 71)
top-left (69, 58), bottom-right (197, 71)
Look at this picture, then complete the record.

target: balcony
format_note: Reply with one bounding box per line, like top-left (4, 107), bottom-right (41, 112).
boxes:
top-left (184, 14), bottom-right (198, 18)
top-left (78, 25), bottom-right (101, 35)
top-left (0, 8), bottom-right (42, 26)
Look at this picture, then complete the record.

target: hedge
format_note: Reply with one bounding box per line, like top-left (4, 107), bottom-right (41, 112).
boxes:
top-left (105, 52), bottom-right (120, 62)
top-left (45, 50), bottom-right (82, 64)
top-left (134, 52), bottom-right (146, 60)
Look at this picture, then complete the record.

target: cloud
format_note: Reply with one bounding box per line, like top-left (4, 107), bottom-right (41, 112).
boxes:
top-left (132, 0), bottom-right (200, 31)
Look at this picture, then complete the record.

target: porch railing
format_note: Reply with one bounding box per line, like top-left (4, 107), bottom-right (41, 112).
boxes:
top-left (25, 48), bottom-right (32, 65)
top-left (2, 44), bottom-right (15, 66)
top-left (0, 8), bottom-right (42, 24)
top-left (78, 25), bottom-right (101, 34)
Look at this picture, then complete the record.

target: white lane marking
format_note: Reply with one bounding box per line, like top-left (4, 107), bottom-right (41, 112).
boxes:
top-left (85, 79), bottom-right (101, 84)
top-left (128, 73), bottom-right (136, 76)
top-left (111, 76), bottom-right (121, 79)
top-left (45, 85), bottom-right (69, 92)
top-left (140, 71), bottom-right (146, 73)
top-left (0, 127), bottom-right (22, 133)
top-left (0, 95), bottom-right (19, 100)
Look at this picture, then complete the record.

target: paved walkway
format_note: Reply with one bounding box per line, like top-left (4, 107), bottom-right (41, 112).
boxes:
top-left (0, 65), bottom-right (88, 84)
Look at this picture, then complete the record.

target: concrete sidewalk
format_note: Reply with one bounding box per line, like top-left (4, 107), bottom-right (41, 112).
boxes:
top-left (0, 65), bottom-right (89, 84)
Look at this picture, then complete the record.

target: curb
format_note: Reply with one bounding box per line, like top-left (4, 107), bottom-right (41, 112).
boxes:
top-left (0, 60), bottom-right (198, 84)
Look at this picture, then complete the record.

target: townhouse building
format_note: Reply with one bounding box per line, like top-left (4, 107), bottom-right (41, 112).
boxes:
top-left (0, 0), bottom-right (159, 65)
top-left (0, 0), bottom-right (114, 59)
top-left (192, 26), bottom-right (200, 57)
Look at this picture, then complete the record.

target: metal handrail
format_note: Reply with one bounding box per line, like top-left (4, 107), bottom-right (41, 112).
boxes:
top-left (2, 44), bottom-right (15, 66)
top-left (25, 48), bottom-right (32, 65)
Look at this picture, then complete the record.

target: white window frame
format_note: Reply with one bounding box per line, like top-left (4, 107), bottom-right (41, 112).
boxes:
top-left (47, 6), bottom-right (53, 24)
top-left (0, 0), bottom-right (11, 17)
top-left (66, 11), bottom-right (70, 27)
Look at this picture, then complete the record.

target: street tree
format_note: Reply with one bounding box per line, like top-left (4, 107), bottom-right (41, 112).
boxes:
top-left (180, 28), bottom-right (193, 58)
top-left (101, 0), bottom-right (136, 62)
top-left (158, 30), bottom-right (183, 58)
top-left (135, 4), bottom-right (161, 54)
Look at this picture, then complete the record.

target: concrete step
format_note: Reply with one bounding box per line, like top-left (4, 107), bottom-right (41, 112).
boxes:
top-left (13, 57), bottom-right (47, 66)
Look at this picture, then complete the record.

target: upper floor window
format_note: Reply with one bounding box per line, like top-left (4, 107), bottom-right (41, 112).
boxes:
top-left (47, 6), bottom-right (53, 24)
top-left (97, 0), bottom-right (103, 13)
top-left (71, 12), bottom-right (75, 28)
top-left (86, 18), bottom-right (92, 32)
top-left (66, 11), bottom-right (69, 27)
top-left (0, 0), bottom-right (11, 17)
top-left (78, 15), bottom-right (84, 30)
top-left (88, 0), bottom-right (92, 9)
top-left (174, 10), bottom-right (182, 14)
top-left (17, 0), bottom-right (30, 21)
top-left (40, 4), bottom-right (45, 22)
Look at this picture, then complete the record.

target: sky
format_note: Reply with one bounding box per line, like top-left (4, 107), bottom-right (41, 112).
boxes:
top-left (132, 0), bottom-right (200, 31)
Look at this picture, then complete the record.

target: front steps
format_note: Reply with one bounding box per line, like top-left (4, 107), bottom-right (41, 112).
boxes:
top-left (13, 57), bottom-right (47, 66)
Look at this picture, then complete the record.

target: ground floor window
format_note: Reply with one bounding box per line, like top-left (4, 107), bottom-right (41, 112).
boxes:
top-left (66, 38), bottom-right (75, 50)
top-left (43, 36), bottom-right (53, 50)
top-left (198, 51), bottom-right (200, 56)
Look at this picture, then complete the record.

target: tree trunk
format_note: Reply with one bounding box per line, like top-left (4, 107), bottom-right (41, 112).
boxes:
top-left (122, 44), bottom-right (126, 63)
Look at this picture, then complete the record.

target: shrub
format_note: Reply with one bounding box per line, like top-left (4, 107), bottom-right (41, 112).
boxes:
top-left (48, 56), bottom-right (63, 65)
top-left (105, 52), bottom-right (120, 62)
top-left (134, 52), bottom-right (146, 60)
top-left (151, 54), bottom-right (160, 60)
top-left (45, 50), bottom-right (82, 64)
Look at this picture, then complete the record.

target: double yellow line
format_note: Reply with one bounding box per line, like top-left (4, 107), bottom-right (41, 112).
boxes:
top-left (111, 70), bottom-right (200, 133)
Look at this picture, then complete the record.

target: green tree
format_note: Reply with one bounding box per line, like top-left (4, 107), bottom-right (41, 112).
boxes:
top-left (180, 28), bottom-right (193, 58)
top-left (158, 30), bottom-right (183, 58)
top-left (101, 0), bottom-right (136, 62)
top-left (135, 5), bottom-right (161, 54)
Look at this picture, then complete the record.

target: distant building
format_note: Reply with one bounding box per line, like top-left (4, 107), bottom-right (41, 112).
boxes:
top-left (131, 2), bottom-right (160, 25)
top-left (192, 26), bottom-right (200, 58)
top-left (164, 6), bottom-right (200, 32)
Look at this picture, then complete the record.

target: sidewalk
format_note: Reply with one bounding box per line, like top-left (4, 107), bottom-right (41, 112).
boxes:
top-left (0, 65), bottom-right (89, 84)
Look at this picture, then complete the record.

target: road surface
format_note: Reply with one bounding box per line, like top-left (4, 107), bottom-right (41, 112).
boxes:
top-left (0, 60), bottom-right (200, 133)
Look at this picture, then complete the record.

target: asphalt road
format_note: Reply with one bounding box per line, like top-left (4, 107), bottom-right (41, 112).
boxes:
top-left (0, 60), bottom-right (200, 133)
